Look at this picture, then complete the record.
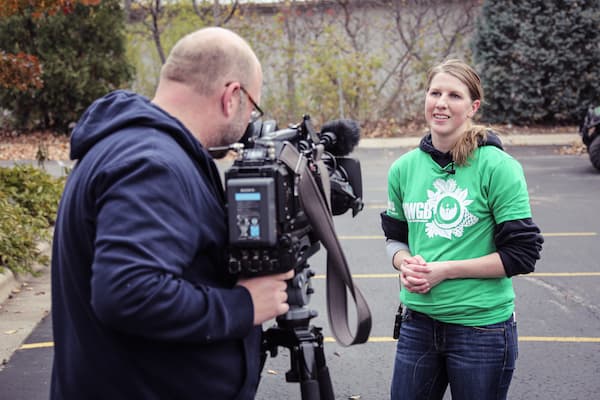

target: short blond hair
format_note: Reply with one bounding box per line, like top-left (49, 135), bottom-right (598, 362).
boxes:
top-left (160, 27), bottom-right (259, 96)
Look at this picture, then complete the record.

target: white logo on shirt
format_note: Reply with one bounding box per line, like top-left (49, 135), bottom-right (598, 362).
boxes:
top-left (402, 178), bottom-right (478, 239)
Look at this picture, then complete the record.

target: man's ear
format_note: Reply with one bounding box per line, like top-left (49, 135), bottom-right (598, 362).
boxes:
top-left (221, 82), bottom-right (240, 118)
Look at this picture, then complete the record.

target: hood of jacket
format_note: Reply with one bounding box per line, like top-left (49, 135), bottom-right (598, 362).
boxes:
top-left (69, 90), bottom-right (225, 206)
top-left (70, 90), bottom-right (206, 162)
top-left (419, 130), bottom-right (504, 166)
top-left (419, 130), bottom-right (504, 155)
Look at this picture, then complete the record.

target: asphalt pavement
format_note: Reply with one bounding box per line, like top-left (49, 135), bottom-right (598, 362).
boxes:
top-left (2, 133), bottom-right (599, 399)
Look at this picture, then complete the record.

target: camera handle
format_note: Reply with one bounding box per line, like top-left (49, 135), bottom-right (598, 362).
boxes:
top-left (262, 264), bottom-right (335, 400)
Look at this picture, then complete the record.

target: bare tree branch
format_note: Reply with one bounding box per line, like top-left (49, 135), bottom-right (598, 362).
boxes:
top-left (149, 0), bottom-right (166, 64)
top-left (191, 0), bottom-right (238, 26)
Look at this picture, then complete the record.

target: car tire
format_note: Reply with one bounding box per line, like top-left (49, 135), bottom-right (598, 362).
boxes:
top-left (588, 136), bottom-right (600, 171)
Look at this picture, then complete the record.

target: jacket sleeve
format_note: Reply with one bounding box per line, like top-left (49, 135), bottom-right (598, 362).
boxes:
top-left (380, 211), bottom-right (409, 243)
top-left (495, 218), bottom-right (544, 277)
top-left (89, 157), bottom-right (254, 343)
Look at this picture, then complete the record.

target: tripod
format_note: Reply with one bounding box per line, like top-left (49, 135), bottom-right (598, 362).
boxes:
top-left (261, 265), bottom-right (335, 400)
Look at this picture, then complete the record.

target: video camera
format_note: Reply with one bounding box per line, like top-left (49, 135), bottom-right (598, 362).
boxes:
top-left (224, 115), bottom-right (364, 278)
top-left (214, 115), bottom-right (371, 398)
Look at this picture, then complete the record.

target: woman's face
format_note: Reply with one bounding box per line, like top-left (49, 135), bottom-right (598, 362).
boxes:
top-left (425, 72), bottom-right (480, 140)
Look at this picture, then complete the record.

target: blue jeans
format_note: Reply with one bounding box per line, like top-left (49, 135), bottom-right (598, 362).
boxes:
top-left (390, 309), bottom-right (518, 400)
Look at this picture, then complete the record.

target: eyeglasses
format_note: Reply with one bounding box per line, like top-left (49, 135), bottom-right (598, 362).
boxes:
top-left (239, 85), bottom-right (264, 123)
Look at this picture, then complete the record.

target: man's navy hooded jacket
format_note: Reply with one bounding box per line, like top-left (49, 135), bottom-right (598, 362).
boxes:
top-left (51, 90), bottom-right (260, 399)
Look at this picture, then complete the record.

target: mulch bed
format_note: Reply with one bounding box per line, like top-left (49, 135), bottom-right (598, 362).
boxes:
top-left (0, 131), bottom-right (70, 161)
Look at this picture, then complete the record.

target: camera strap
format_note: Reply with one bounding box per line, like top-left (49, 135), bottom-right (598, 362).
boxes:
top-left (279, 143), bottom-right (372, 347)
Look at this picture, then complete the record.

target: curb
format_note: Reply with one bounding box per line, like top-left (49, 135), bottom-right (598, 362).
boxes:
top-left (0, 268), bottom-right (17, 305)
top-left (0, 264), bottom-right (49, 307)
top-left (0, 265), bottom-right (51, 369)
top-left (0, 244), bottom-right (52, 368)
top-left (357, 133), bottom-right (581, 148)
top-left (0, 241), bottom-right (51, 306)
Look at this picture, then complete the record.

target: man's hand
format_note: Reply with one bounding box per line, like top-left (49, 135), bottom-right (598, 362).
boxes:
top-left (238, 269), bottom-right (294, 325)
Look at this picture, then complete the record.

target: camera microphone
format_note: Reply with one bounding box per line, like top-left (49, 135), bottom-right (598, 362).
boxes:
top-left (318, 119), bottom-right (361, 156)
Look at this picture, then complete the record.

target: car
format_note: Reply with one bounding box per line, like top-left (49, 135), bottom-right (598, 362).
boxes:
top-left (579, 106), bottom-right (600, 171)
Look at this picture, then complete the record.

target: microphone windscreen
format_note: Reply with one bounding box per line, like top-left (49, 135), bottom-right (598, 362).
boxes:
top-left (320, 119), bottom-right (361, 156)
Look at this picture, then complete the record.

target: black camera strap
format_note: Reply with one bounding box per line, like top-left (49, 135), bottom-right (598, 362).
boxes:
top-left (279, 143), bottom-right (372, 346)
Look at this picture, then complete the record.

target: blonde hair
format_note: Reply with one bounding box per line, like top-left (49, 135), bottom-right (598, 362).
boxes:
top-left (426, 59), bottom-right (489, 166)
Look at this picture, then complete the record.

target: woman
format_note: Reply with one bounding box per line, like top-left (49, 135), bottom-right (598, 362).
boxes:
top-left (381, 59), bottom-right (543, 400)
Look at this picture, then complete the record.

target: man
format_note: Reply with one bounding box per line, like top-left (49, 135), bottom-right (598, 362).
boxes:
top-left (51, 27), bottom-right (292, 399)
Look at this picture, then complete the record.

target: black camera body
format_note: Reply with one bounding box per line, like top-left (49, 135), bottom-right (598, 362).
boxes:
top-left (224, 115), bottom-right (363, 278)
top-left (225, 143), bottom-right (319, 277)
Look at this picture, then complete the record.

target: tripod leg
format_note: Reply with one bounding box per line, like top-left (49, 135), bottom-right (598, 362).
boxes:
top-left (300, 379), bottom-right (321, 400)
top-left (262, 301), bottom-right (336, 400)
top-left (298, 341), bottom-right (321, 400)
top-left (316, 361), bottom-right (334, 399)
top-left (297, 331), bottom-right (335, 400)
top-left (314, 331), bottom-right (334, 400)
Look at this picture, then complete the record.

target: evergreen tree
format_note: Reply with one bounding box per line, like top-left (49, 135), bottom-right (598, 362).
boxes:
top-left (0, 0), bottom-right (133, 133)
top-left (471, 0), bottom-right (600, 125)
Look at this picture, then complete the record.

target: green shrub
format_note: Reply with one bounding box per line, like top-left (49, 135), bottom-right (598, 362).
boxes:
top-left (0, 165), bottom-right (65, 225)
top-left (471, 0), bottom-right (600, 125)
top-left (0, 0), bottom-right (133, 133)
top-left (0, 165), bottom-right (64, 275)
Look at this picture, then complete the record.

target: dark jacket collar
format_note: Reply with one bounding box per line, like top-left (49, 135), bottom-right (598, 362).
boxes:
top-left (419, 130), bottom-right (504, 167)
